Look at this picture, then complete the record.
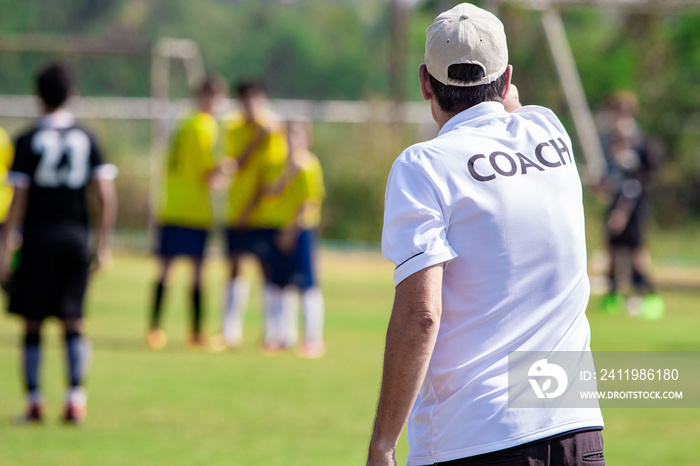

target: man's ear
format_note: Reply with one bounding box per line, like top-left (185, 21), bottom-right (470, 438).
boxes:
top-left (419, 64), bottom-right (433, 102)
top-left (501, 64), bottom-right (513, 101)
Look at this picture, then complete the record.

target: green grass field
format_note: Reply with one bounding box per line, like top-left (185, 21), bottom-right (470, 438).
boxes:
top-left (1, 248), bottom-right (699, 465)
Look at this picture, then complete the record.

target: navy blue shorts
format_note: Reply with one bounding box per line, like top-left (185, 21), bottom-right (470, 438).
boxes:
top-left (226, 228), bottom-right (280, 282)
top-left (225, 228), bottom-right (255, 255)
top-left (272, 230), bottom-right (317, 290)
top-left (225, 228), bottom-right (277, 260)
top-left (157, 225), bottom-right (208, 258)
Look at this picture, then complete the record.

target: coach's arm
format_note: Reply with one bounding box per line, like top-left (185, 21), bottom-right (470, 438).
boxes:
top-left (367, 263), bottom-right (444, 466)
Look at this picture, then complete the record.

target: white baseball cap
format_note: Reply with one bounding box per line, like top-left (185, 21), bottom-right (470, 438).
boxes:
top-left (425, 3), bottom-right (508, 87)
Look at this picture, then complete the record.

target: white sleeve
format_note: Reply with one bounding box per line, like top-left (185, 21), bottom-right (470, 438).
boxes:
top-left (382, 159), bottom-right (457, 287)
top-left (91, 163), bottom-right (119, 180)
top-left (514, 105), bottom-right (570, 142)
top-left (7, 171), bottom-right (32, 188)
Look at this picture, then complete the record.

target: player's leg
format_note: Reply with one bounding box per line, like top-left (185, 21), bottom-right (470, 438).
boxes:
top-left (282, 286), bottom-right (300, 348)
top-left (627, 197), bottom-right (653, 295)
top-left (54, 229), bottom-right (91, 424)
top-left (222, 230), bottom-right (250, 347)
top-left (62, 317), bottom-right (88, 424)
top-left (295, 230), bottom-right (325, 358)
top-left (9, 233), bottom-right (49, 423)
top-left (602, 198), bottom-right (627, 315)
top-left (630, 246), bottom-right (653, 293)
top-left (257, 229), bottom-right (289, 352)
top-left (607, 244), bottom-right (618, 294)
top-left (19, 318), bottom-right (44, 423)
top-left (262, 281), bottom-right (285, 352)
top-left (190, 256), bottom-right (205, 346)
top-left (299, 286), bottom-right (325, 358)
top-left (147, 255), bottom-right (173, 349)
top-left (274, 230), bottom-right (298, 350)
top-left (601, 242), bottom-right (625, 315)
top-left (630, 246), bottom-right (664, 320)
top-left (620, 205), bottom-right (658, 317)
top-left (151, 255), bottom-right (174, 329)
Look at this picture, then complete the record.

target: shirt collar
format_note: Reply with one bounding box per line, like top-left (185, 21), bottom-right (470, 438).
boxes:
top-left (37, 109), bottom-right (75, 129)
top-left (438, 101), bottom-right (507, 137)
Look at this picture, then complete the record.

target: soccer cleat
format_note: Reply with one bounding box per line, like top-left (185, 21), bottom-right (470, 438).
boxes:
top-left (62, 389), bottom-right (87, 425)
top-left (260, 342), bottom-right (287, 356)
top-left (62, 402), bottom-right (86, 425)
top-left (15, 401), bottom-right (43, 425)
top-left (297, 341), bottom-right (325, 359)
top-left (188, 332), bottom-right (206, 349)
top-left (601, 293), bottom-right (625, 315)
top-left (146, 328), bottom-right (167, 350)
top-left (206, 333), bottom-right (240, 352)
top-left (641, 294), bottom-right (665, 321)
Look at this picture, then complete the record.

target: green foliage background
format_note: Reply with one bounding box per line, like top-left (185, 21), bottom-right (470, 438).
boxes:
top-left (1, 0), bottom-right (700, 241)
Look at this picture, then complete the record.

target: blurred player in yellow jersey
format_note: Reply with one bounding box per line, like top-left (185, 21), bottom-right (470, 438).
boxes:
top-left (270, 120), bottom-right (326, 357)
top-left (0, 125), bottom-right (13, 230)
top-left (212, 79), bottom-right (287, 348)
top-left (0, 126), bottom-right (15, 297)
top-left (148, 76), bottom-right (226, 350)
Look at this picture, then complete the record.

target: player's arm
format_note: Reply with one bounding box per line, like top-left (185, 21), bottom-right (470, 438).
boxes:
top-left (0, 186), bottom-right (28, 282)
top-left (207, 155), bottom-right (237, 187)
top-left (204, 124), bottom-right (231, 190)
top-left (232, 174), bottom-right (265, 229)
top-left (214, 122), bottom-right (272, 180)
top-left (367, 263), bottom-right (444, 466)
top-left (264, 171), bottom-right (289, 197)
top-left (276, 200), bottom-right (308, 254)
top-left (236, 122), bottom-right (273, 171)
top-left (91, 177), bottom-right (118, 272)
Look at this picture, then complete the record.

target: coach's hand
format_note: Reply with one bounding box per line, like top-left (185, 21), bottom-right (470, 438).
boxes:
top-left (366, 448), bottom-right (397, 466)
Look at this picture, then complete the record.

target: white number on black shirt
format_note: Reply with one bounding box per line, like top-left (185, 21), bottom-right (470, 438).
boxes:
top-left (32, 129), bottom-right (90, 189)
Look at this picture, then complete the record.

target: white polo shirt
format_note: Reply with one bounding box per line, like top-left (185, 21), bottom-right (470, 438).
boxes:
top-left (382, 102), bottom-right (603, 465)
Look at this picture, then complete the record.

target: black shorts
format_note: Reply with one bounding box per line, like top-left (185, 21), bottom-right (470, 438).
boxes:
top-left (424, 428), bottom-right (604, 466)
top-left (606, 195), bottom-right (649, 248)
top-left (9, 226), bottom-right (90, 321)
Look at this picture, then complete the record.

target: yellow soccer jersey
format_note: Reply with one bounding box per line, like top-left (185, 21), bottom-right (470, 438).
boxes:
top-left (0, 126), bottom-right (14, 223)
top-left (158, 112), bottom-right (218, 229)
top-left (278, 150), bottom-right (325, 229)
top-left (222, 109), bottom-right (287, 227)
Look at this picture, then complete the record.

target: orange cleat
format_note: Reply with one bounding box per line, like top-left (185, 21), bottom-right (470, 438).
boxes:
top-left (146, 328), bottom-right (168, 350)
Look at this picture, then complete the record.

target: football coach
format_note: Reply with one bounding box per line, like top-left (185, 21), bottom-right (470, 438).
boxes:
top-left (367, 4), bottom-right (604, 466)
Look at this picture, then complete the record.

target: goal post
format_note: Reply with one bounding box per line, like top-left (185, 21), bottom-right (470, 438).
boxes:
top-left (0, 34), bottom-right (205, 232)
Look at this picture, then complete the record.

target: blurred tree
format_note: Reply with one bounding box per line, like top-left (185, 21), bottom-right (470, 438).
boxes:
top-left (2, 0), bottom-right (700, 234)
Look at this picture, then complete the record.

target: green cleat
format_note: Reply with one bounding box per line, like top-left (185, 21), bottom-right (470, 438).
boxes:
top-left (641, 294), bottom-right (665, 321)
top-left (601, 293), bottom-right (625, 315)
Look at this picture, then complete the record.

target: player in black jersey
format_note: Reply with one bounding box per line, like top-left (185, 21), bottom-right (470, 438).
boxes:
top-left (0, 63), bottom-right (118, 424)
